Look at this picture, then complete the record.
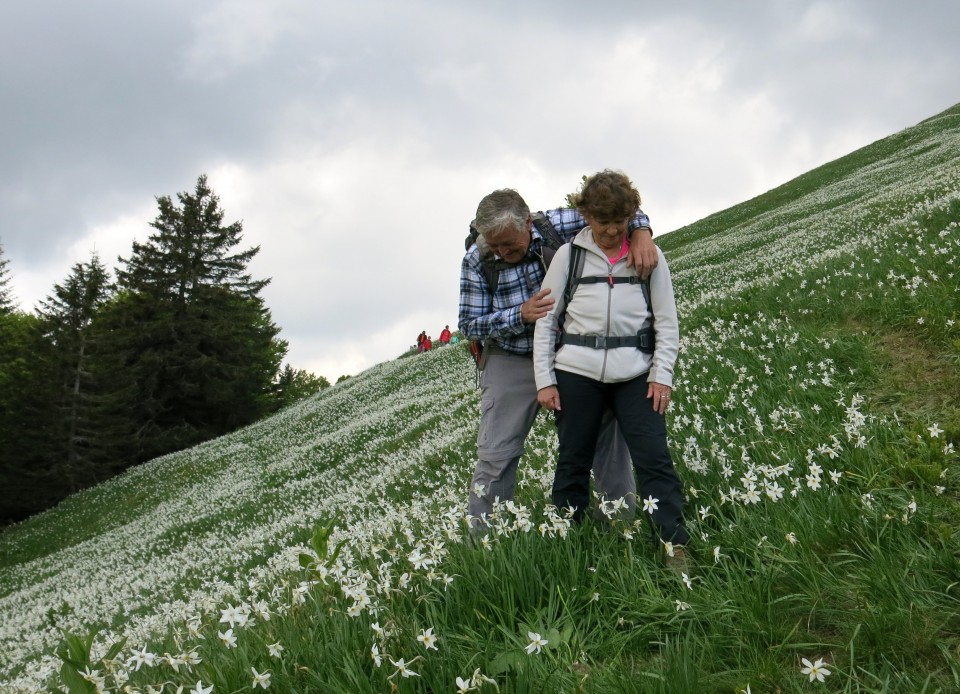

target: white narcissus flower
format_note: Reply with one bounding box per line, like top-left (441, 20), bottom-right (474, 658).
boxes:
top-left (800, 657), bottom-right (831, 682)
top-left (642, 496), bottom-right (659, 514)
top-left (470, 668), bottom-right (496, 686)
top-left (251, 667), bottom-right (271, 689)
top-left (218, 628), bottom-right (237, 649)
top-left (389, 657), bottom-right (420, 679)
top-left (525, 632), bottom-right (548, 655)
top-left (417, 627), bottom-right (439, 651)
top-left (181, 649), bottom-right (202, 667)
top-left (267, 641), bottom-right (284, 658)
top-left (190, 682), bottom-right (213, 694)
top-left (128, 645), bottom-right (156, 671)
top-left (219, 604), bottom-right (241, 628)
top-left (408, 547), bottom-right (433, 570)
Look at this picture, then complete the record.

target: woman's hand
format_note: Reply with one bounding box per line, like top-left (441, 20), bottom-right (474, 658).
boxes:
top-left (538, 385), bottom-right (561, 411)
top-left (647, 382), bottom-right (672, 415)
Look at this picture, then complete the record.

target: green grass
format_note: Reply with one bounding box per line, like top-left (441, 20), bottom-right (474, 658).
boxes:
top-left (1, 104), bottom-right (959, 693)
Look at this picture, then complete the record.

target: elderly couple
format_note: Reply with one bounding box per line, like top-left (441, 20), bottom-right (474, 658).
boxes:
top-left (458, 170), bottom-right (689, 568)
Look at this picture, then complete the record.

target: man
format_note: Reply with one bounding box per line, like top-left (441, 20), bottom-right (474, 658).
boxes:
top-left (458, 188), bottom-right (658, 530)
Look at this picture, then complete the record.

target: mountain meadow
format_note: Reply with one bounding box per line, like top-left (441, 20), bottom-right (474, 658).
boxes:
top-left (1, 104), bottom-right (958, 694)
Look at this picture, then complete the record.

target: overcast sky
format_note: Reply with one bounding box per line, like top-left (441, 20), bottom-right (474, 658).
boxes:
top-left (2, 1), bottom-right (958, 382)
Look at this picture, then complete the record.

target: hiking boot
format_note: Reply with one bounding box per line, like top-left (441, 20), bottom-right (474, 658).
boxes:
top-left (664, 546), bottom-right (692, 574)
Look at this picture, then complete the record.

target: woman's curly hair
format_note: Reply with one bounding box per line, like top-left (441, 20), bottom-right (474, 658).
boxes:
top-left (571, 169), bottom-right (641, 223)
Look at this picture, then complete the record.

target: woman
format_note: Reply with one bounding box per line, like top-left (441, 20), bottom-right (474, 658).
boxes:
top-left (533, 170), bottom-right (689, 559)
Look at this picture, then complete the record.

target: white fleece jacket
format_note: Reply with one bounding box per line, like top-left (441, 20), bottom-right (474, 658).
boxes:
top-left (533, 228), bottom-right (680, 390)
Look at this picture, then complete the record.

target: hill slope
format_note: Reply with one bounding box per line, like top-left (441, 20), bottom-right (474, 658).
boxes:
top-left (1, 105), bottom-right (958, 693)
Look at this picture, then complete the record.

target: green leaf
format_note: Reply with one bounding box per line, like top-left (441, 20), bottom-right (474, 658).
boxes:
top-left (102, 636), bottom-right (128, 663)
top-left (310, 524), bottom-right (330, 558)
top-left (327, 538), bottom-right (348, 566)
top-left (61, 631), bottom-right (90, 665)
top-left (59, 663), bottom-right (95, 694)
top-left (488, 649), bottom-right (526, 676)
top-left (298, 552), bottom-right (315, 569)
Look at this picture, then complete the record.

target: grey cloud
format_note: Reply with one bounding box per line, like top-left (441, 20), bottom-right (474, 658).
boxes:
top-left (1, 0), bottom-right (958, 378)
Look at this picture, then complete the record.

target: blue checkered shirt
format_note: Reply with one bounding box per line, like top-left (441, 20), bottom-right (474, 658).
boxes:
top-left (458, 207), bottom-right (651, 355)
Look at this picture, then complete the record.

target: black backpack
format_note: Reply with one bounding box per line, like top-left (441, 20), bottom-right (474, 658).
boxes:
top-left (558, 244), bottom-right (655, 355)
top-left (465, 213), bottom-right (565, 369)
top-left (464, 216), bottom-right (655, 374)
top-left (464, 212), bottom-right (565, 295)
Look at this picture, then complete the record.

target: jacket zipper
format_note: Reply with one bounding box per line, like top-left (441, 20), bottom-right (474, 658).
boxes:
top-left (599, 264), bottom-right (614, 381)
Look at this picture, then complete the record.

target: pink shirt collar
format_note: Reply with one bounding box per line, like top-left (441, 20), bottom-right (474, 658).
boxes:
top-left (606, 236), bottom-right (630, 264)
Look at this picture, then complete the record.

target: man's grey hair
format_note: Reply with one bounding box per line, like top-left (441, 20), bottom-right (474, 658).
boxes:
top-left (474, 189), bottom-right (530, 238)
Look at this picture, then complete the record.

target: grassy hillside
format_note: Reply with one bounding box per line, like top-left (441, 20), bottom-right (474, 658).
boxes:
top-left (1, 105), bottom-right (958, 693)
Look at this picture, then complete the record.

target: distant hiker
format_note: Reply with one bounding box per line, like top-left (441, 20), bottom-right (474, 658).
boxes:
top-left (416, 331), bottom-right (427, 352)
top-left (439, 325), bottom-right (452, 344)
top-left (533, 170), bottom-right (689, 568)
top-left (423, 335), bottom-right (433, 351)
top-left (458, 187), bottom-right (658, 532)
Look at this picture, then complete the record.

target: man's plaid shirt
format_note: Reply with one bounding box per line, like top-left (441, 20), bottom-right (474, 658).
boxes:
top-left (458, 207), bottom-right (651, 356)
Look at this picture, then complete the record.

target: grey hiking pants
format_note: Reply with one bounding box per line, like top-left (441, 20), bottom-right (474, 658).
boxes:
top-left (468, 350), bottom-right (636, 528)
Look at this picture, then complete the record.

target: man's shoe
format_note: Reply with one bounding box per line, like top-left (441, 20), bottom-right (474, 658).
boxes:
top-left (664, 546), bottom-right (692, 574)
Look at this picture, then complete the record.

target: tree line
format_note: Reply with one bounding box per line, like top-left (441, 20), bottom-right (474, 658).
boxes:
top-left (0, 175), bottom-right (329, 524)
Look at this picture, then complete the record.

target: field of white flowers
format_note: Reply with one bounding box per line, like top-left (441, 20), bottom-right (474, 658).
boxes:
top-left (1, 105), bottom-right (958, 693)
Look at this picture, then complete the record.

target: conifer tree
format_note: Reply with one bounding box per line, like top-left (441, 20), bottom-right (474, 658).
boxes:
top-left (111, 175), bottom-right (286, 462)
top-left (0, 240), bottom-right (15, 313)
top-left (0, 310), bottom-right (60, 522)
top-left (0, 244), bottom-right (59, 520)
top-left (37, 253), bottom-right (116, 493)
top-left (272, 364), bottom-right (331, 410)
top-left (117, 174), bottom-right (268, 301)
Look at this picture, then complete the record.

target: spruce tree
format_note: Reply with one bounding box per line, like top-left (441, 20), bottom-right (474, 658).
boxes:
top-left (0, 240), bottom-right (14, 313)
top-left (0, 245), bottom-right (59, 521)
top-left (0, 311), bottom-right (60, 522)
top-left (37, 253), bottom-right (116, 493)
top-left (112, 175), bottom-right (286, 462)
top-left (272, 364), bottom-right (331, 410)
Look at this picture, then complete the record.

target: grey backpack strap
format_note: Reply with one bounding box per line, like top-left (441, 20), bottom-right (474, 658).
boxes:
top-left (563, 245), bottom-right (586, 308)
top-left (640, 277), bottom-right (651, 312)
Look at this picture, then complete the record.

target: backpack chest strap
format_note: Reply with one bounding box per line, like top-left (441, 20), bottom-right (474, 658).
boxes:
top-left (558, 328), bottom-right (655, 353)
top-left (574, 275), bottom-right (647, 288)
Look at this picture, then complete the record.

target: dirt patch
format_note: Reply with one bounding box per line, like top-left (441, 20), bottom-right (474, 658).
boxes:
top-left (868, 329), bottom-right (959, 420)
